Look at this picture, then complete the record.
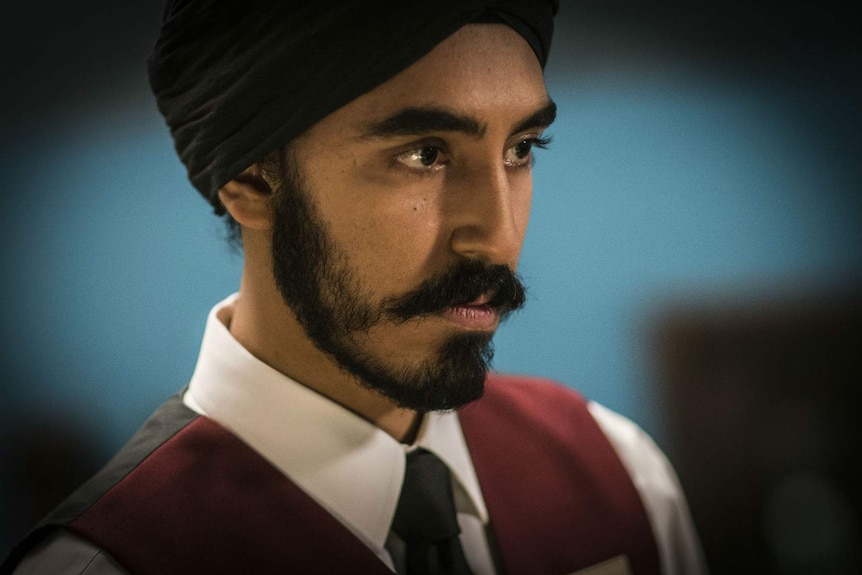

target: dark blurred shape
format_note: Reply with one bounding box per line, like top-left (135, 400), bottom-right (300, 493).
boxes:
top-left (565, 0), bottom-right (861, 57)
top-left (656, 284), bottom-right (862, 574)
top-left (0, 410), bottom-right (104, 559)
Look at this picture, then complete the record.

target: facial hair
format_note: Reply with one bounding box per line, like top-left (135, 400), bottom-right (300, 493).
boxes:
top-left (268, 155), bottom-right (526, 412)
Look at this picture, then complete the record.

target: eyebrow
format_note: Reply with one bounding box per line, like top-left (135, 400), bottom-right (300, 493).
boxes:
top-left (360, 99), bottom-right (557, 140)
top-left (512, 100), bottom-right (557, 135)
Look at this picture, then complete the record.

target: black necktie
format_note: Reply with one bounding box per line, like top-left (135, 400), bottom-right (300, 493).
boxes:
top-left (390, 449), bottom-right (475, 575)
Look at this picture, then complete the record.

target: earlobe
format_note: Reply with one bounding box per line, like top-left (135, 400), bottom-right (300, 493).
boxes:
top-left (218, 165), bottom-right (275, 231)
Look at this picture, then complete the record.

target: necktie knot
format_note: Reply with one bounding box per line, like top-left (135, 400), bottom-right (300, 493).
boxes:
top-left (388, 448), bottom-right (475, 575)
top-left (391, 449), bottom-right (461, 543)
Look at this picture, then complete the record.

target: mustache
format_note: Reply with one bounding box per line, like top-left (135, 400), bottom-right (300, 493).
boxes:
top-left (385, 260), bottom-right (527, 321)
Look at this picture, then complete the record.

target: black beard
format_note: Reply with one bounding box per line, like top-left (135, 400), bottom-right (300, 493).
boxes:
top-left (269, 155), bottom-right (526, 412)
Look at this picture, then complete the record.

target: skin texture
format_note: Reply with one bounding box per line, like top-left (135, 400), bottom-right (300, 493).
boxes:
top-left (218, 24), bottom-right (553, 442)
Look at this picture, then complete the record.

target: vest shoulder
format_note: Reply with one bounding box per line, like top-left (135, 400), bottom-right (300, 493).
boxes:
top-left (7, 529), bottom-right (129, 575)
top-left (458, 373), bottom-right (663, 575)
top-left (60, 411), bottom-right (389, 575)
top-left (1, 395), bottom-right (196, 575)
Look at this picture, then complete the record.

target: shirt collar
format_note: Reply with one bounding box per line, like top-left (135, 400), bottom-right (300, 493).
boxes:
top-left (186, 294), bottom-right (488, 554)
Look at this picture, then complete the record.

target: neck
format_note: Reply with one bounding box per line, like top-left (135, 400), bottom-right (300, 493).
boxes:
top-left (226, 267), bottom-right (421, 443)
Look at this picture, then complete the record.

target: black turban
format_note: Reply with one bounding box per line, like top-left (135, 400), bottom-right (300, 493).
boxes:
top-left (147, 1), bottom-right (559, 212)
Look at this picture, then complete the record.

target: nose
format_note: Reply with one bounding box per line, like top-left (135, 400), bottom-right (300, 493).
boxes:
top-left (447, 161), bottom-right (531, 265)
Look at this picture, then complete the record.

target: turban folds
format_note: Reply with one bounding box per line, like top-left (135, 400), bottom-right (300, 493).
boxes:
top-left (147, 1), bottom-right (559, 212)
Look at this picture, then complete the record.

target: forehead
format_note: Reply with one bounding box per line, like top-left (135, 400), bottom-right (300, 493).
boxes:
top-left (301, 24), bottom-right (549, 139)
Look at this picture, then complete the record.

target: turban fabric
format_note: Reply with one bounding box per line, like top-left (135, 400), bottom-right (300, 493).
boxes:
top-left (147, 1), bottom-right (559, 212)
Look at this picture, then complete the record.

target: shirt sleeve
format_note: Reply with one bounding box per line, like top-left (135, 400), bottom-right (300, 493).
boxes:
top-left (12, 529), bottom-right (130, 575)
top-left (588, 401), bottom-right (709, 575)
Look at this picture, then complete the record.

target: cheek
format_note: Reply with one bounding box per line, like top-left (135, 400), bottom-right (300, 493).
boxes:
top-left (518, 185), bottom-right (533, 238)
top-left (331, 197), bottom-right (444, 291)
top-left (509, 178), bottom-right (534, 266)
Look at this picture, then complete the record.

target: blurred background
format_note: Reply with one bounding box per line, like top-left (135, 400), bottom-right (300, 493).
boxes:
top-left (1, 1), bottom-right (860, 573)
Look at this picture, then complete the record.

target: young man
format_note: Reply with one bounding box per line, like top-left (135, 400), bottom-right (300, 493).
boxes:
top-left (3, 2), bottom-right (706, 574)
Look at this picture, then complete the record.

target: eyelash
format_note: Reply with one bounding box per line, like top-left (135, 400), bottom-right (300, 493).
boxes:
top-left (394, 134), bottom-right (553, 175)
top-left (511, 135), bottom-right (552, 168)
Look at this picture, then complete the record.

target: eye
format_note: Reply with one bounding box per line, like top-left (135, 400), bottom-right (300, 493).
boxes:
top-left (504, 135), bottom-right (552, 168)
top-left (396, 145), bottom-right (448, 172)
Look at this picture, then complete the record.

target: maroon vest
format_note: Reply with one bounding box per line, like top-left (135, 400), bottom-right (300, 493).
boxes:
top-left (3, 375), bottom-right (660, 575)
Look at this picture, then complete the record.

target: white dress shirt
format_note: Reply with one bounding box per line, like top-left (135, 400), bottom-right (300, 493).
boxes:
top-left (13, 294), bottom-right (707, 575)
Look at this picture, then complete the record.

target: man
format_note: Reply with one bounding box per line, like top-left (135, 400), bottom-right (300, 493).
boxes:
top-left (3, 2), bottom-right (706, 574)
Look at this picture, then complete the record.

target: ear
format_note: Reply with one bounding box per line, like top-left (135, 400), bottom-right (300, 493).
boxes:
top-left (217, 164), bottom-right (275, 231)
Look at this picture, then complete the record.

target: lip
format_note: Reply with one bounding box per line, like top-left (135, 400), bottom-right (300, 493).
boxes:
top-left (440, 296), bottom-right (498, 330)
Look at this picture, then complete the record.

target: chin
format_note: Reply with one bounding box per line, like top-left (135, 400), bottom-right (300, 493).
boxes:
top-left (355, 331), bottom-right (495, 412)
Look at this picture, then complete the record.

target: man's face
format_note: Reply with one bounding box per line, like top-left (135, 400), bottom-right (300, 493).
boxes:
top-left (270, 24), bottom-right (554, 412)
